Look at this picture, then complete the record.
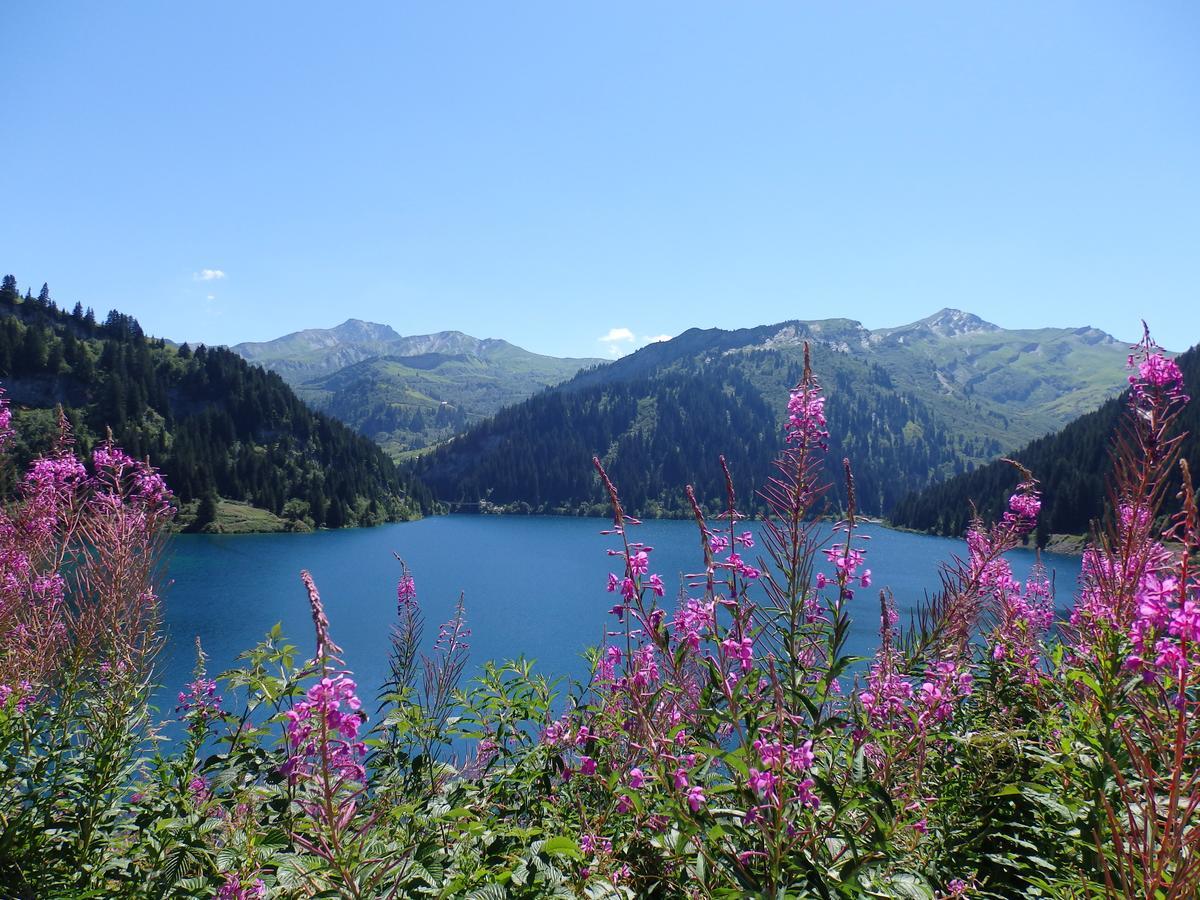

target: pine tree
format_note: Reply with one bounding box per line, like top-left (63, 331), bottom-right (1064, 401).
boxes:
top-left (0, 276), bottom-right (17, 305)
top-left (193, 492), bottom-right (219, 531)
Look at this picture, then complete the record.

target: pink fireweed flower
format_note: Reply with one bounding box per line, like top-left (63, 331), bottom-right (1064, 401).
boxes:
top-left (595, 644), bottom-right (622, 683)
top-left (216, 874), bottom-right (267, 900)
top-left (989, 563), bottom-right (1054, 684)
top-left (1007, 491), bottom-right (1041, 521)
top-left (282, 674), bottom-right (367, 784)
top-left (580, 834), bottom-right (612, 855)
top-left (794, 776), bottom-right (821, 810)
top-left (786, 376), bottom-right (829, 451)
top-left (177, 676), bottom-right (222, 720)
top-left (647, 573), bottom-right (665, 597)
top-left (754, 737), bottom-right (782, 768)
top-left (916, 661), bottom-right (973, 728)
top-left (1127, 567), bottom-right (1200, 685)
top-left (628, 767), bottom-right (646, 789)
top-left (628, 550), bottom-right (649, 576)
top-left (1128, 341), bottom-right (1187, 407)
top-left (687, 784), bottom-right (707, 812)
top-left (0, 681), bottom-right (34, 714)
top-left (725, 551), bottom-right (760, 580)
top-left (0, 391), bottom-right (12, 448)
top-left (542, 717), bottom-right (571, 747)
top-left (629, 644), bottom-right (660, 690)
top-left (788, 739), bottom-right (816, 771)
top-left (673, 597), bottom-right (715, 651)
top-left (748, 767), bottom-right (778, 801)
top-left (580, 755), bottom-right (597, 776)
top-left (721, 635), bottom-right (755, 672)
top-left (396, 571), bottom-right (417, 610)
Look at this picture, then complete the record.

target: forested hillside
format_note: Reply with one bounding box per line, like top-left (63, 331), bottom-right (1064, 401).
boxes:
top-left (414, 336), bottom-right (1002, 517)
top-left (890, 342), bottom-right (1200, 542)
top-left (0, 274), bottom-right (431, 529)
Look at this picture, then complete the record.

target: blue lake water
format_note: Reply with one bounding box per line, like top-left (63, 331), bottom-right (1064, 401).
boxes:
top-left (158, 516), bottom-right (1083, 712)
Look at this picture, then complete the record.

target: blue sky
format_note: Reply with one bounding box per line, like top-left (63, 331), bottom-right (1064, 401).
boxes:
top-left (1, 2), bottom-right (1196, 357)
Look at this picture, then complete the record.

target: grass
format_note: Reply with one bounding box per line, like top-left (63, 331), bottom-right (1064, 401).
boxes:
top-left (173, 498), bottom-right (297, 534)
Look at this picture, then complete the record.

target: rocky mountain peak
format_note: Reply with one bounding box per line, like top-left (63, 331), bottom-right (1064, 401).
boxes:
top-left (912, 308), bottom-right (1000, 338)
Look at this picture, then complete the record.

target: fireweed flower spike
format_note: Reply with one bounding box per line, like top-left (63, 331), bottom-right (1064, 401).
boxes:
top-left (300, 569), bottom-right (343, 664)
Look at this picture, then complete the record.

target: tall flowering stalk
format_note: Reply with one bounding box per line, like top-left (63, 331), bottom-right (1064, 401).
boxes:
top-left (757, 343), bottom-right (833, 711)
top-left (281, 570), bottom-right (376, 898)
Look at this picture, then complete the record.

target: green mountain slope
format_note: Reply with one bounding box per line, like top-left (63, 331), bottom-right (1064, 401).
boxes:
top-left (411, 312), bottom-right (1136, 518)
top-left (890, 342), bottom-right (1200, 542)
top-left (0, 275), bottom-right (431, 531)
top-left (234, 320), bottom-right (605, 454)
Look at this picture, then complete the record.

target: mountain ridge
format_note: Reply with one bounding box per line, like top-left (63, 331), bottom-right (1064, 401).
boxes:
top-left (233, 319), bottom-right (607, 457)
top-left (410, 311), bottom-right (1141, 518)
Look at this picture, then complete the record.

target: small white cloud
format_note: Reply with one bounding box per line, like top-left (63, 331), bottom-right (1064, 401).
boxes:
top-left (598, 326), bottom-right (635, 343)
top-left (194, 268), bottom-right (226, 281)
top-left (598, 328), bottom-right (674, 357)
top-left (206, 294), bottom-right (216, 301)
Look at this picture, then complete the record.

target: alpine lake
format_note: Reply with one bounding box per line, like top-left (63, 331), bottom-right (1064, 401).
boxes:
top-left (157, 516), bottom-right (1083, 721)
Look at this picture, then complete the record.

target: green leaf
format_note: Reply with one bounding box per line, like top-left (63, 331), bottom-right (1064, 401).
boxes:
top-left (541, 836), bottom-right (583, 859)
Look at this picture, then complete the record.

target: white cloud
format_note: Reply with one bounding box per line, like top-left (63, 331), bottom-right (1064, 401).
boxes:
top-left (597, 327), bottom-right (674, 357)
top-left (206, 294), bottom-right (216, 301)
top-left (194, 268), bottom-right (226, 281)
top-left (598, 326), bottom-right (635, 343)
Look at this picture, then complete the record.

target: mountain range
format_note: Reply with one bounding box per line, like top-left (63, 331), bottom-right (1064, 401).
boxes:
top-left (2, 267), bottom-right (1162, 533)
top-left (408, 310), bottom-right (1141, 518)
top-left (234, 320), bottom-right (605, 456)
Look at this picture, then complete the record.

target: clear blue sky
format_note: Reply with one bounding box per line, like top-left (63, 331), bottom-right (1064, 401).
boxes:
top-left (1, 2), bottom-right (1197, 357)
